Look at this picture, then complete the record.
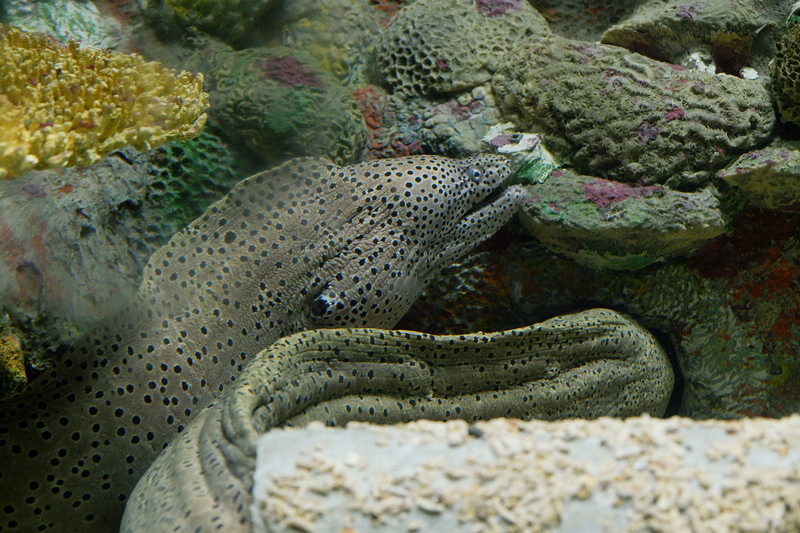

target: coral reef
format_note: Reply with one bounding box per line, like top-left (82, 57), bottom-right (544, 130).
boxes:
top-left (492, 34), bottom-right (775, 187)
top-left (601, 0), bottom-right (785, 77)
top-left (273, 0), bottom-right (383, 87)
top-left (377, 0), bottom-right (550, 95)
top-left (771, 22), bottom-right (800, 128)
top-left (139, 0), bottom-right (277, 46)
top-left (0, 24), bottom-right (208, 180)
top-left (519, 169), bottom-right (727, 270)
top-left (182, 40), bottom-right (366, 165)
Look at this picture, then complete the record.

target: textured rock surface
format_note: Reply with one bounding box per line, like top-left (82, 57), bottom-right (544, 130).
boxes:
top-left (717, 140), bottom-right (800, 210)
top-left (528, 0), bottom-right (642, 41)
top-left (377, 0), bottom-right (551, 95)
top-left (601, 0), bottom-right (785, 76)
top-left (520, 169), bottom-right (727, 270)
top-left (2, 0), bottom-right (132, 50)
top-left (252, 416), bottom-right (800, 532)
top-left (140, 0), bottom-right (277, 45)
top-left (0, 133), bottom-right (243, 375)
top-left (492, 34), bottom-right (776, 187)
top-left (273, 0), bottom-right (383, 87)
top-left (771, 22), bottom-right (800, 127)
top-left (183, 40), bottom-right (366, 165)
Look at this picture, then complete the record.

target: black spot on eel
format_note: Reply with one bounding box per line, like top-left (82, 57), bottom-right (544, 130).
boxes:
top-left (0, 155), bottom-right (527, 532)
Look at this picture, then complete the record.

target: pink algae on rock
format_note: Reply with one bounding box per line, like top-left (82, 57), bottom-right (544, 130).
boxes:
top-left (261, 55), bottom-right (325, 89)
top-left (583, 179), bottom-right (662, 208)
top-left (475, 0), bottom-right (521, 17)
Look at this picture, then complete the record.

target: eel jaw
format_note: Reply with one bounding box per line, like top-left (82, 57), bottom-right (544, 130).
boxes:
top-left (443, 184), bottom-right (527, 264)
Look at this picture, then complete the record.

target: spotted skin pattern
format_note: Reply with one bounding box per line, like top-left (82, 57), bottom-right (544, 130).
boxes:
top-left (0, 155), bottom-right (524, 532)
top-left (121, 308), bottom-right (673, 532)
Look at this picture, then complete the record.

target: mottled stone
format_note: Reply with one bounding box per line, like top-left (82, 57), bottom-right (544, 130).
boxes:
top-left (492, 34), bottom-right (776, 187)
top-left (601, 0), bottom-right (786, 76)
top-left (717, 140), bottom-right (800, 210)
top-left (520, 169), bottom-right (727, 270)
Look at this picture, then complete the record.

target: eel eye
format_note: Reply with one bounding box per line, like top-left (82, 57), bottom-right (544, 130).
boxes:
top-left (466, 167), bottom-right (483, 182)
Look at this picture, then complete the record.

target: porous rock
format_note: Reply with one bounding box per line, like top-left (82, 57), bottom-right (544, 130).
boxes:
top-left (492, 34), bottom-right (776, 187)
top-left (771, 22), bottom-right (800, 128)
top-left (377, 0), bottom-right (551, 96)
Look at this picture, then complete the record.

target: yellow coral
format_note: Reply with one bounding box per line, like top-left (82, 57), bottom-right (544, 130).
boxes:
top-left (0, 24), bottom-right (209, 180)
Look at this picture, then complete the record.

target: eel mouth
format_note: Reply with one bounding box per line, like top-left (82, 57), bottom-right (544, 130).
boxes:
top-left (464, 184), bottom-right (514, 218)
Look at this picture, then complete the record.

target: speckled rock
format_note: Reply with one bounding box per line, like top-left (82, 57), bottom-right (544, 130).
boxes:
top-left (717, 139), bottom-right (800, 210)
top-left (272, 0), bottom-right (383, 87)
top-left (601, 0), bottom-right (786, 77)
top-left (520, 169), bottom-right (727, 270)
top-left (2, 0), bottom-right (132, 50)
top-left (492, 34), bottom-right (776, 188)
top-left (251, 417), bottom-right (800, 532)
top-left (377, 0), bottom-right (551, 95)
top-left (182, 41), bottom-right (366, 165)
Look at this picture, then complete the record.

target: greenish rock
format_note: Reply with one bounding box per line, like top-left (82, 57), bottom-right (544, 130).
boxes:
top-left (377, 0), bottom-right (551, 96)
top-left (771, 22), bottom-right (800, 128)
top-left (528, 0), bottom-right (641, 41)
top-left (492, 34), bottom-right (776, 187)
top-left (601, 0), bottom-right (785, 76)
top-left (518, 169), bottom-right (727, 270)
top-left (145, 129), bottom-right (245, 235)
top-left (0, 134), bottom-right (247, 365)
top-left (2, 0), bottom-right (130, 50)
top-left (183, 41), bottom-right (366, 165)
top-left (140, 0), bottom-right (277, 46)
top-left (272, 0), bottom-right (383, 87)
top-left (717, 140), bottom-right (800, 210)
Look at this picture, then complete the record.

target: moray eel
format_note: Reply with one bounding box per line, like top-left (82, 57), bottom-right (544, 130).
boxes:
top-left (120, 308), bottom-right (673, 532)
top-left (0, 155), bottom-right (524, 532)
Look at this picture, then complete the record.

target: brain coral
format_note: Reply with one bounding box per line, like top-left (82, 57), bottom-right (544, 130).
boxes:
top-left (771, 23), bottom-right (800, 128)
top-left (0, 24), bottom-right (208, 180)
top-left (183, 40), bottom-right (366, 165)
top-left (492, 34), bottom-right (775, 187)
top-left (377, 0), bottom-right (551, 95)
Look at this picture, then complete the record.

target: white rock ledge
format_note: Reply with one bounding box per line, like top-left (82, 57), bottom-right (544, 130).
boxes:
top-left (253, 415), bottom-right (800, 532)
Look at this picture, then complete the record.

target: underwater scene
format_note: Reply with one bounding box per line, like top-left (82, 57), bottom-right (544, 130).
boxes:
top-left (2, 0), bottom-right (800, 531)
